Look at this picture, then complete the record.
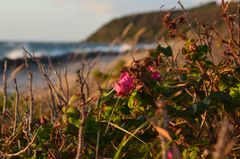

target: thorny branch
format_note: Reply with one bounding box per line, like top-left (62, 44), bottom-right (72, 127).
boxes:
top-left (75, 62), bottom-right (92, 159)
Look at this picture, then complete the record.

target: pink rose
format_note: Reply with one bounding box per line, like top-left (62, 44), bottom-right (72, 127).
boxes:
top-left (147, 66), bottom-right (161, 80)
top-left (147, 66), bottom-right (155, 72)
top-left (113, 72), bottom-right (134, 96)
top-left (151, 71), bottom-right (161, 80)
top-left (168, 151), bottom-right (173, 159)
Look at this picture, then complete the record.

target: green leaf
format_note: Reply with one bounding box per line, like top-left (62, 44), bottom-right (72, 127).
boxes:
top-left (68, 95), bottom-right (79, 106)
top-left (128, 91), bottom-right (138, 109)
top-left (182, 147), bottom-right (199, 159)
top-left (156, 45), bottom-right (172, 57)
top-left (187, 91), bottom-right (236, 115)
top-left (66, 106), bottom-right (80, 118)
top-left (68, 117), bottom-right (81, 128)
top-left (203, 91), bottom-right (235, 113)
top-left (150, 45), bottom-right (172, 58)
top-left (230, 83), bottom-right (240, 98)
top-left (85, 116), bottom-right (98, 135)
top-left (62, 114), bottom-right (68, 124)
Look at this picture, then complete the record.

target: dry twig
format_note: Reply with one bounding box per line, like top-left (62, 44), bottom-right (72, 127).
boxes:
top-left (13, 78), bottom-right (20, 134)
top-left (2, 59), bottom-right (7, 113)
top-left (24, 53), bottom-right (34, 132)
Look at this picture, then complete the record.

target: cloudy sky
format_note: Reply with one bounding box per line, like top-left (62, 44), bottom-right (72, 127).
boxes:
top-left (0, 0), bottom-right (220, 42)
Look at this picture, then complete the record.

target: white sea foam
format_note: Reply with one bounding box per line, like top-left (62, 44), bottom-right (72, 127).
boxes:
top-left (5, 49), bottom-right (44, 60)
top-left (77, 43), bottom-right (154, 53)
top-left (119, 43), bottom-right (133, 52)
top-left (1, 42), bottom-right (155, 60)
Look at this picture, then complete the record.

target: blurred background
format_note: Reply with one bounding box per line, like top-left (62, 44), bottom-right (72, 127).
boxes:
top-left (0, 0), bottom-right (220, 60)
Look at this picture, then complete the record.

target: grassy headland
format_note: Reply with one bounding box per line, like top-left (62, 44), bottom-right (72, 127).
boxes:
top-left (86, 2), bottom-right (238, 43)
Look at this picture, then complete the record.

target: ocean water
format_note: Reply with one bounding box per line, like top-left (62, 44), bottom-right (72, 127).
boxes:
top-left (0, 41), bottom-right (155, 60)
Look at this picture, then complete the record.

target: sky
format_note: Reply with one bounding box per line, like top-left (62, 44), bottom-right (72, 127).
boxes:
top-left (0, 0), bottom-right (220, 42)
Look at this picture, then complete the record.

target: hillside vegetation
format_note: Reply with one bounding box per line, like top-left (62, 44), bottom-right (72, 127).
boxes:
top-left (86, 2), bottom-right (237, 43)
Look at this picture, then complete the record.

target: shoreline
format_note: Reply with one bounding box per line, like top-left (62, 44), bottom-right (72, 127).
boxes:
top-left (0, 51), bottom-right (123, 70)
top-left (0, 51), bottom-right (129, 94)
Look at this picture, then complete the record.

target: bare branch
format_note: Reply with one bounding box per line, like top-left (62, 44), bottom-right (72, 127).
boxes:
top-left (24, 53), bottom-right (34, 132)
top-left (64, 66), bottom-right (70, 101)
top-left (2, 59), bottom-right (7, 113)
top-left (13, 78), bottom-right (20, 134)
top-left (48, 58), bottom-right (67, 102)
top-left (23, 48), bottom-right (67, 106)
